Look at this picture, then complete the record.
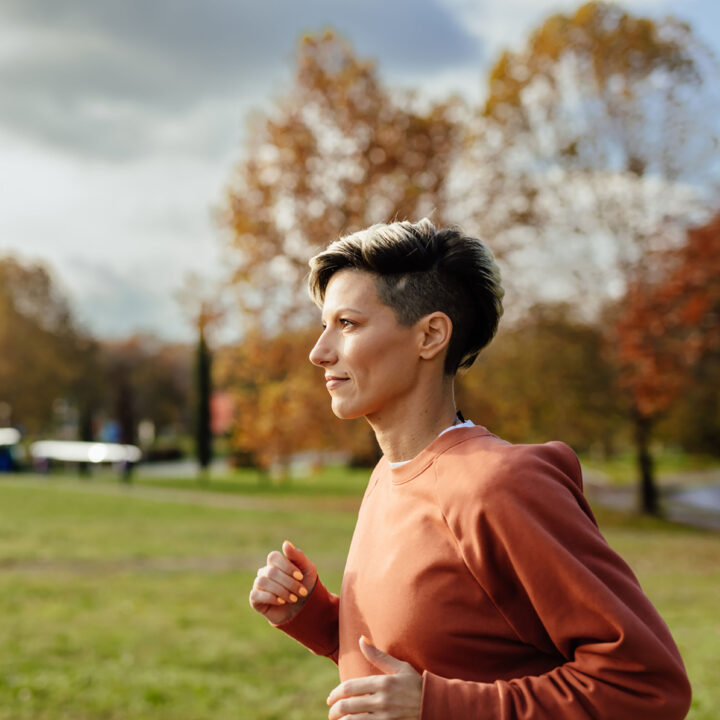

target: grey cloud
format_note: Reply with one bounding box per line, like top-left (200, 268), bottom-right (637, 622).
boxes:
top-left (0, 0), bottom-right (484, 159)
top-left (64, 257), bottom-right (185, 339)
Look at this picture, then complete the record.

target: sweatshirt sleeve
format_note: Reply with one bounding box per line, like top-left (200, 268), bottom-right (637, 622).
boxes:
top-left (425, 441), bottom-right (691, 720)
top-left (271, 576), bottom-right (340, 663)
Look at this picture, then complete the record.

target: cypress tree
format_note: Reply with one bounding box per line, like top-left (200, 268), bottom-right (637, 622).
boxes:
top-left (196, 325), bottom-right (212, 474)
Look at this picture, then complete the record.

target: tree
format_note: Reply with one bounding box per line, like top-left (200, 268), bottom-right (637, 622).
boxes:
top-left (215, 328), bottom-right (375, 474)
top-left (218, 9), bottom-right (719, 480)
top-left (0, 256), bottom-right (87, 435)
top-left (612, 211), bottom-right (720, 512)
top-left (100, 334), bottom-right (193, 447)
top-left (222, 30), bottom-right (460, 331)
top-left (220, 30), bottom-right (460, 462)
top-left (455, 1), bottom-right (718, 316)
top-left (195, 316), bottom-right (212, 474)
top-left (177, 275), bottom-right (225, 477)
top-left (455, 1), bottom-right (719, 512)
top-left (457, 303), bottom-right (623, 455)
top-left (128, 339), bottom-right (192, 438)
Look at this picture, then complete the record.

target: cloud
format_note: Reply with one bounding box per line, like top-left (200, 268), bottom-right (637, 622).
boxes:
top-left (0, 0), bottom-right (483, 159)
top-left (61, 258), bottom-right (178, 339)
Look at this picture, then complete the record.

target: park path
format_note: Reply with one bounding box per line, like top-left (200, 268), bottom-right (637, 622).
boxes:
top-left (583, 467), bottom-right (720, 531)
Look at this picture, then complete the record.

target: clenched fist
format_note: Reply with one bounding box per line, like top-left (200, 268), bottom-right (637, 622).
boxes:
top-left (249, 540), bottom-right (318, 625)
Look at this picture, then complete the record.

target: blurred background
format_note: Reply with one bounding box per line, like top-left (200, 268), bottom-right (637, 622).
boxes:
top-left (0, 1), bottom-right (719, 718)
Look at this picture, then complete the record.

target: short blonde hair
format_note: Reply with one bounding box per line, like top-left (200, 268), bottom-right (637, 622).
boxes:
top-left (308, 218), bottom-right (504, 374)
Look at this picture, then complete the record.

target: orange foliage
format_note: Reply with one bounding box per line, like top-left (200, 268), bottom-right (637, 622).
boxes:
top-left (613, 212), bottom-right (720, 418)
top-left (222, 30), bottom-right (459, 331)
top-left (216, 328), bottom-right (375, 470)
top-left (219, 30), bottom-right (460, 465)
top-left (485, 1), bottom-right (697, 126)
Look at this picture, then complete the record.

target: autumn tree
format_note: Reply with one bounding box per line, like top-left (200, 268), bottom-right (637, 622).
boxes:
top-left (0, 256), bottom-right (87, 435)
top-left (449, 1), bottom-right (720, 512)
top-left (215, 327), bottom-right (375, 474)
top-left (221, 31), bottom-right (460, 464)
top-left (455, 1), bottom-right (719, 315)
top-left (611, 212), bottom-right (720, 513)
top-left (457, 303), bottom-right (623, 454)
top-left (223, 30), bottom-right (460, 330)
top-left (219, 10), bottom-right (719, 478)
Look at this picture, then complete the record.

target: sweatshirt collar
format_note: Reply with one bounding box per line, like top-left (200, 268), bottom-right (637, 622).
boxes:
top-left (385, 425), bottom-right (494, 485)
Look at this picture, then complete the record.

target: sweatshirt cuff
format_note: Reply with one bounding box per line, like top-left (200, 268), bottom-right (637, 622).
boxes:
top-left (420, 670), bottom-right (500, 720)
top-left (271, 577), bottom-right (339, 658)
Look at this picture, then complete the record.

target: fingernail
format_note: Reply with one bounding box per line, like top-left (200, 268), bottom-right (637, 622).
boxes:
top-left (289, 594), bottom-right (298, 603)
top-left (326, 696), bottom-right (331, 706)
top-left (293, 570), bottom-right (304, 581)
top-left (277, 597), bottom-right (286, 605)
top-left (285, 540), bottom-right (296, 550)
top-left (361, 634), bottom-right (371, 644)
top-left (298, 586), bottom-right (308, 597)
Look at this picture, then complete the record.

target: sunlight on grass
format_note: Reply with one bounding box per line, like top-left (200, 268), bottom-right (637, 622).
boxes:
top-left (0, 473), bottom-right (718, 719)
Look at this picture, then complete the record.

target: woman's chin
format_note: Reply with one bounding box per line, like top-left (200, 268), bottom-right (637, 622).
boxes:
top-left (330, 399), bottom-right (366, 420)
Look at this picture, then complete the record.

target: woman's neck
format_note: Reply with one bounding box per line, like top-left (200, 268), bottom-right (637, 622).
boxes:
top-left (366, 378), bottom-right (457, 463)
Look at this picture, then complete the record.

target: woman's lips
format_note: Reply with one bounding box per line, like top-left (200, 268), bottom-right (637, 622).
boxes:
top-left (325, 376), bottom-right (349, 390)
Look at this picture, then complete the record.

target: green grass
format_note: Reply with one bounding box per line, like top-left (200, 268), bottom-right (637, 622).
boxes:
top-left (0, 473), bottom-right (718, 719)
top-left (137, 464), bottom-right (374, 497)
top-left (32, 463), bottom-right (374, 497)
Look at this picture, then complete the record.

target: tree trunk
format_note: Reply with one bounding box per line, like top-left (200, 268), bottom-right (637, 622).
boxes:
top-left (196, 328), bottom-right (212, 475)
top-left (78, 401), bottom-right (94, 477)
top-left (633, 410), bottom-right (658, 515)
top-left (117, 375), bottom-right (136, 445)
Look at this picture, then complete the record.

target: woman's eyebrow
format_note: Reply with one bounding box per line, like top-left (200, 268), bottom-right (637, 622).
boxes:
top-left (323, 307), bottom-right (367, 321)
top-left (335, 306), bottom-right (366, 316)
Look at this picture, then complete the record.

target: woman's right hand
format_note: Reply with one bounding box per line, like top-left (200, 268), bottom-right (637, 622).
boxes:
top-left (249, 540), bottom-right (319, 625)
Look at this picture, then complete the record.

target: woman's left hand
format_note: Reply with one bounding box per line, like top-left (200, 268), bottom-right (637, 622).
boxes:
top-left (326, 636), bottom-right (422, 719)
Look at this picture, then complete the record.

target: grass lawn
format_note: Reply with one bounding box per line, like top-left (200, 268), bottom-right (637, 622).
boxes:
top-left (0, 472), bottom-right (718, 719)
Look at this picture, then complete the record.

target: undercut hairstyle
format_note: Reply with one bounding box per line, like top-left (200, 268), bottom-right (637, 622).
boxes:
top-left (308, 218), bottom-right (504, 375)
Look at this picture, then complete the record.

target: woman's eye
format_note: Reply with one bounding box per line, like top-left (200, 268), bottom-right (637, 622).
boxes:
top-left (339, 318), bottom-right (354, 327)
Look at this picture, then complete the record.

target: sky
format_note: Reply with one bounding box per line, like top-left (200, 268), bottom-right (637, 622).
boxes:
top-left (2, 0), bottom-right (719, 342)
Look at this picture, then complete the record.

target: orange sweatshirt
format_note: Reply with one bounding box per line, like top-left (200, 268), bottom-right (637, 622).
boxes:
top-left (275, 426), bottom-right (691, 719)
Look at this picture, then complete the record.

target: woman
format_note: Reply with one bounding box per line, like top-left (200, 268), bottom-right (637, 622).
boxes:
top-left (249, 219), bottom-right (691, 720)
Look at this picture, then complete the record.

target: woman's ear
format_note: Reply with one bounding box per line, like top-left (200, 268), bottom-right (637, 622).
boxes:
top-left (418, 312), bottom-right (452, 362)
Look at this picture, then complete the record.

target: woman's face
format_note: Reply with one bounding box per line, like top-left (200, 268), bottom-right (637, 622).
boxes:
top-left (309, 270), bottom-right (423, 420)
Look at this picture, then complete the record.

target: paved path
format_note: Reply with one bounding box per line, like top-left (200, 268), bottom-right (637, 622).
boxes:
top-left (583, 468), bottom-right (720, 531)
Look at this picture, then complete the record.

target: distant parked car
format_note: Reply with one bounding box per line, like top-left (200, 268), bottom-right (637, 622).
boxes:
top-left (0, 428), bottom-right (21, 472)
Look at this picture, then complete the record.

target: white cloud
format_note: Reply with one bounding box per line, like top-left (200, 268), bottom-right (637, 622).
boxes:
top-left (0, 0), bottom-right (717, 341)
top-left (0, 126), bottom-right (234, 339)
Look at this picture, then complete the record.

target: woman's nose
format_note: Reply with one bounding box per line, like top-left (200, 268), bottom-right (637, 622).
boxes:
top-left (309, 331), bottom-right (336, 367)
